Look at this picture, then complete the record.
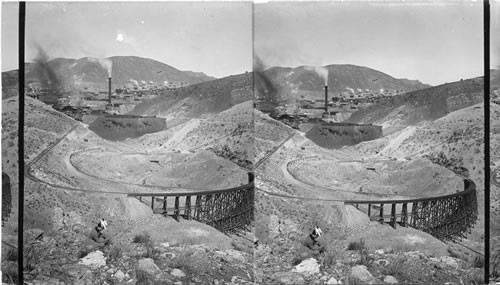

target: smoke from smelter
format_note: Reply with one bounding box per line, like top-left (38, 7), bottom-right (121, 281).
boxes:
top-left (32, 46), bottom-right (61, 89)
top-left (254, 56), bottom-right (280, 113)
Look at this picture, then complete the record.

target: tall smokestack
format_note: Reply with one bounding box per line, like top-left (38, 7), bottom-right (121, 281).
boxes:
top-left (108, 77), bottom-right (112, 104)
top-left (324, 85), bottom-right (328, 114)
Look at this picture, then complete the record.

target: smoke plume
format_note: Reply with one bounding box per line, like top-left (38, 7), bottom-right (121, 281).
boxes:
top-left (305, 66), bottom-right (329, 86)
top-left (89, 57), bottom-right (112, 77)
top-left (33, 45), bottom-right (61, 89)
top-left (254, 56), bottom-right (280, 113)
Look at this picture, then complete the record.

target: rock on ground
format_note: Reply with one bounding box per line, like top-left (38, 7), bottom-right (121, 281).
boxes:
top-left (384, 275), bottom-right (399, 284)
top-left (349, 265), bottom-right (380, 285)
top-left (272, 271), bottom-right (306, 285)
top-left (78, 250), bottom-right (106, 269)
top-left (292, 258), bottom-right (320, 277)
top-left (171, 268), bottom-right (186, 278)
top-left (136, 258), bottom-right (161, 276)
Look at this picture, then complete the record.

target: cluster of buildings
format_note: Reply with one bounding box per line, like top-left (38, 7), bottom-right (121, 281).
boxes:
top-left (25, 79), bottom-right (190, 121)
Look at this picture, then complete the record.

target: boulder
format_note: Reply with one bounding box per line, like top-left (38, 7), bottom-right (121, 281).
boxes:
top-left (439, 256), bottom-right (459, 269)
top-left (292, 258), bottom-right (320, 277)
top-left (272, 271), bottom-right (306, 285)
top-left (136, 258), bottom-right (161, 276)
top-left (349, 265), bottom-right (379, 284)
top-left (327, 276), bottom-right (342, 284)
top-left (114, 270), bottom-right (125, 281)
top-left (171, 268), bottom-right (186, 278)
top-left (78, 251), bottom-right (106, 269)
top-left (384, 275), bottom-right (399, 284)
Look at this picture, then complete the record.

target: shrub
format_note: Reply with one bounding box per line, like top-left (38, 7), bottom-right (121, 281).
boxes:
top-left (347, 239), bottom-right (372, 266)
top-left (78, 248), bottom-right (92, 259)
top-left (472, 254), bottom-right (484, 268)
top-left (1, 262), bottom-right (18, 284)
top-left (347, 239), bottom-right (366, 251)
top-left (143, 238), bottom-right (160, 261)
top-left (168, 250), bottom-right (195, 273)
top-left (133, 233), bottom-right (151, 244)
top-left (6, 249), bottom-right (17, 262)
top-left (107, 245), bottom-right (123, 263)
top-left (319, 246), bottom-right (337, 268)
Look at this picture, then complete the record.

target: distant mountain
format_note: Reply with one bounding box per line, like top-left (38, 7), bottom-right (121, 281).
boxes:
top-left (347, 76), bottom-right (484, 134)
top-left (129, 72), bottom-right (253, 118)
top-left (254, 64), bottom-right (431, 112)
top-left (2, 56), bottom-right (215, 92)
top-left (262, 64), bottom-right (430, 93)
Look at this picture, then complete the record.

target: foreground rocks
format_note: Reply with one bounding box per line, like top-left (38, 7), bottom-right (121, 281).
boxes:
top-left (18, 228), bottom-right (255, 285)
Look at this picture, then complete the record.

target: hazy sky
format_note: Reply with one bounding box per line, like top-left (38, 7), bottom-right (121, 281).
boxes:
top-left (2, 2), bottom-right (252, 78)
top-left (255, 2), bottom-right (483, 86)
top-left (493, 2), bottom-right (500, 69)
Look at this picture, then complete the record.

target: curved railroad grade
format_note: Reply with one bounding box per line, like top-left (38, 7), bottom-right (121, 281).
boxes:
top-left (284, 156), bottom-right (423, 200)
top-left (257, 145), bottom-right (478, 242)
top-left (25, 124), bottom-right (256, 233)
top-left (68, 149), bottom-right (247, 192)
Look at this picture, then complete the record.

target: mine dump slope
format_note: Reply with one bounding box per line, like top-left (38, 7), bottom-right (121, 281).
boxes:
top-left (129, 72), bottom-right (252, 119)
top-left (261, 64), bottom-right (430, 93)
top-left (133, 100), bottom-right (254, 168)
top-left (354, 103), bottom-right (485, 240)
top-left (1, 56), bottom-right (215, 95)
top-left (347, 76), bottom-right (484, 134)
top-left (305, 123), bottom-right (382, 149)
top-left (88, 115), bottom-right (167, 141)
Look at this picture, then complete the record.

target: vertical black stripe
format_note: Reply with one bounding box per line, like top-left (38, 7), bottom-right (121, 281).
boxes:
top-left (484, 0), bottom-right (490, 282)
top-left (18, 2), bottom-right (25, 285)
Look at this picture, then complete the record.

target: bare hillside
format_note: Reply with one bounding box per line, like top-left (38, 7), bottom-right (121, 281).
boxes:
top-left (347, 77), bottom-right (484, 134)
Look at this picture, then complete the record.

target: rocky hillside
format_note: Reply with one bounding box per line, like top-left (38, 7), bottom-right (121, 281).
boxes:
top-left (130, 72), bottom-right (253, 119)
top-left (347, 76), bottom-right (484, 134)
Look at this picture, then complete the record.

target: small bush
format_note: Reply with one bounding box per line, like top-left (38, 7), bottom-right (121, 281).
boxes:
top-left (347, 239), bottom-right (366, 251)
top-left (381, 256), bottom-right (406, 278)
top-left (133, 233), bottom-right (151, 244)
top-left (169, 250), bottom-right (195, 273)
top-left (319, 246), bottom-right (337, 268)
top-left (78, 248), bottom-right (92, 259)
top-left (6, 249), bottom-right (18, 262)
top-left (107, 245), bottom-right (123, 263)
top-left (135, 269), bottom-right (154, 285)
top-left (472, 255), bottom-right (484, 268)
top-left (348, 239), bottom-right (372, 266)
top-left (143, 238), bottom-right (160, 261)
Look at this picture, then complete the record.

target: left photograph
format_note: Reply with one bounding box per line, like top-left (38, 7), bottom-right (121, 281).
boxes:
top-left (1, 2), bottom-right (254, 284)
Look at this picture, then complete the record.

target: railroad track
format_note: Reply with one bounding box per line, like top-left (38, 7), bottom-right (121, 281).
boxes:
top-left (254, 131), bottom-right (296, 169)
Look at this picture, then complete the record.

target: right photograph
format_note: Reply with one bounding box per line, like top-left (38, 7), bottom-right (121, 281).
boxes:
top-left (253, 2), bottom-right (486, 284)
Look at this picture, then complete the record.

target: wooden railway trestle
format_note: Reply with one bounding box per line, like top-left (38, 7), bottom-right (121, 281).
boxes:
top-left (128, 173), bottom-right (255, 234)
top-left (344, 179), bottom-right (478, 241)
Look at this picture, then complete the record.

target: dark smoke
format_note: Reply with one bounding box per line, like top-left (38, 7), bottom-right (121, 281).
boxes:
top-left (32, 45), bottom-right (61, 89)
top-left (254, 56), bottom-right (280, 113)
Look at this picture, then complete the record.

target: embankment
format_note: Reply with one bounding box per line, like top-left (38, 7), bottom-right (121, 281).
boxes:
top-left (306, 122), bottom-right (382, 149)
top-left (89, 115), bottom-right (166, 141)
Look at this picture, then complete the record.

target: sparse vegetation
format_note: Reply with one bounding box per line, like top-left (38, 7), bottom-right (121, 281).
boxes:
top-left (347, 239), bottom-right (372, 266)
top-left (425, 151), bottom-right (470, 177)
top-left (106, 244), bottom-right (123, 263)
top-left (133, 232), bottom-right (151, 244)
